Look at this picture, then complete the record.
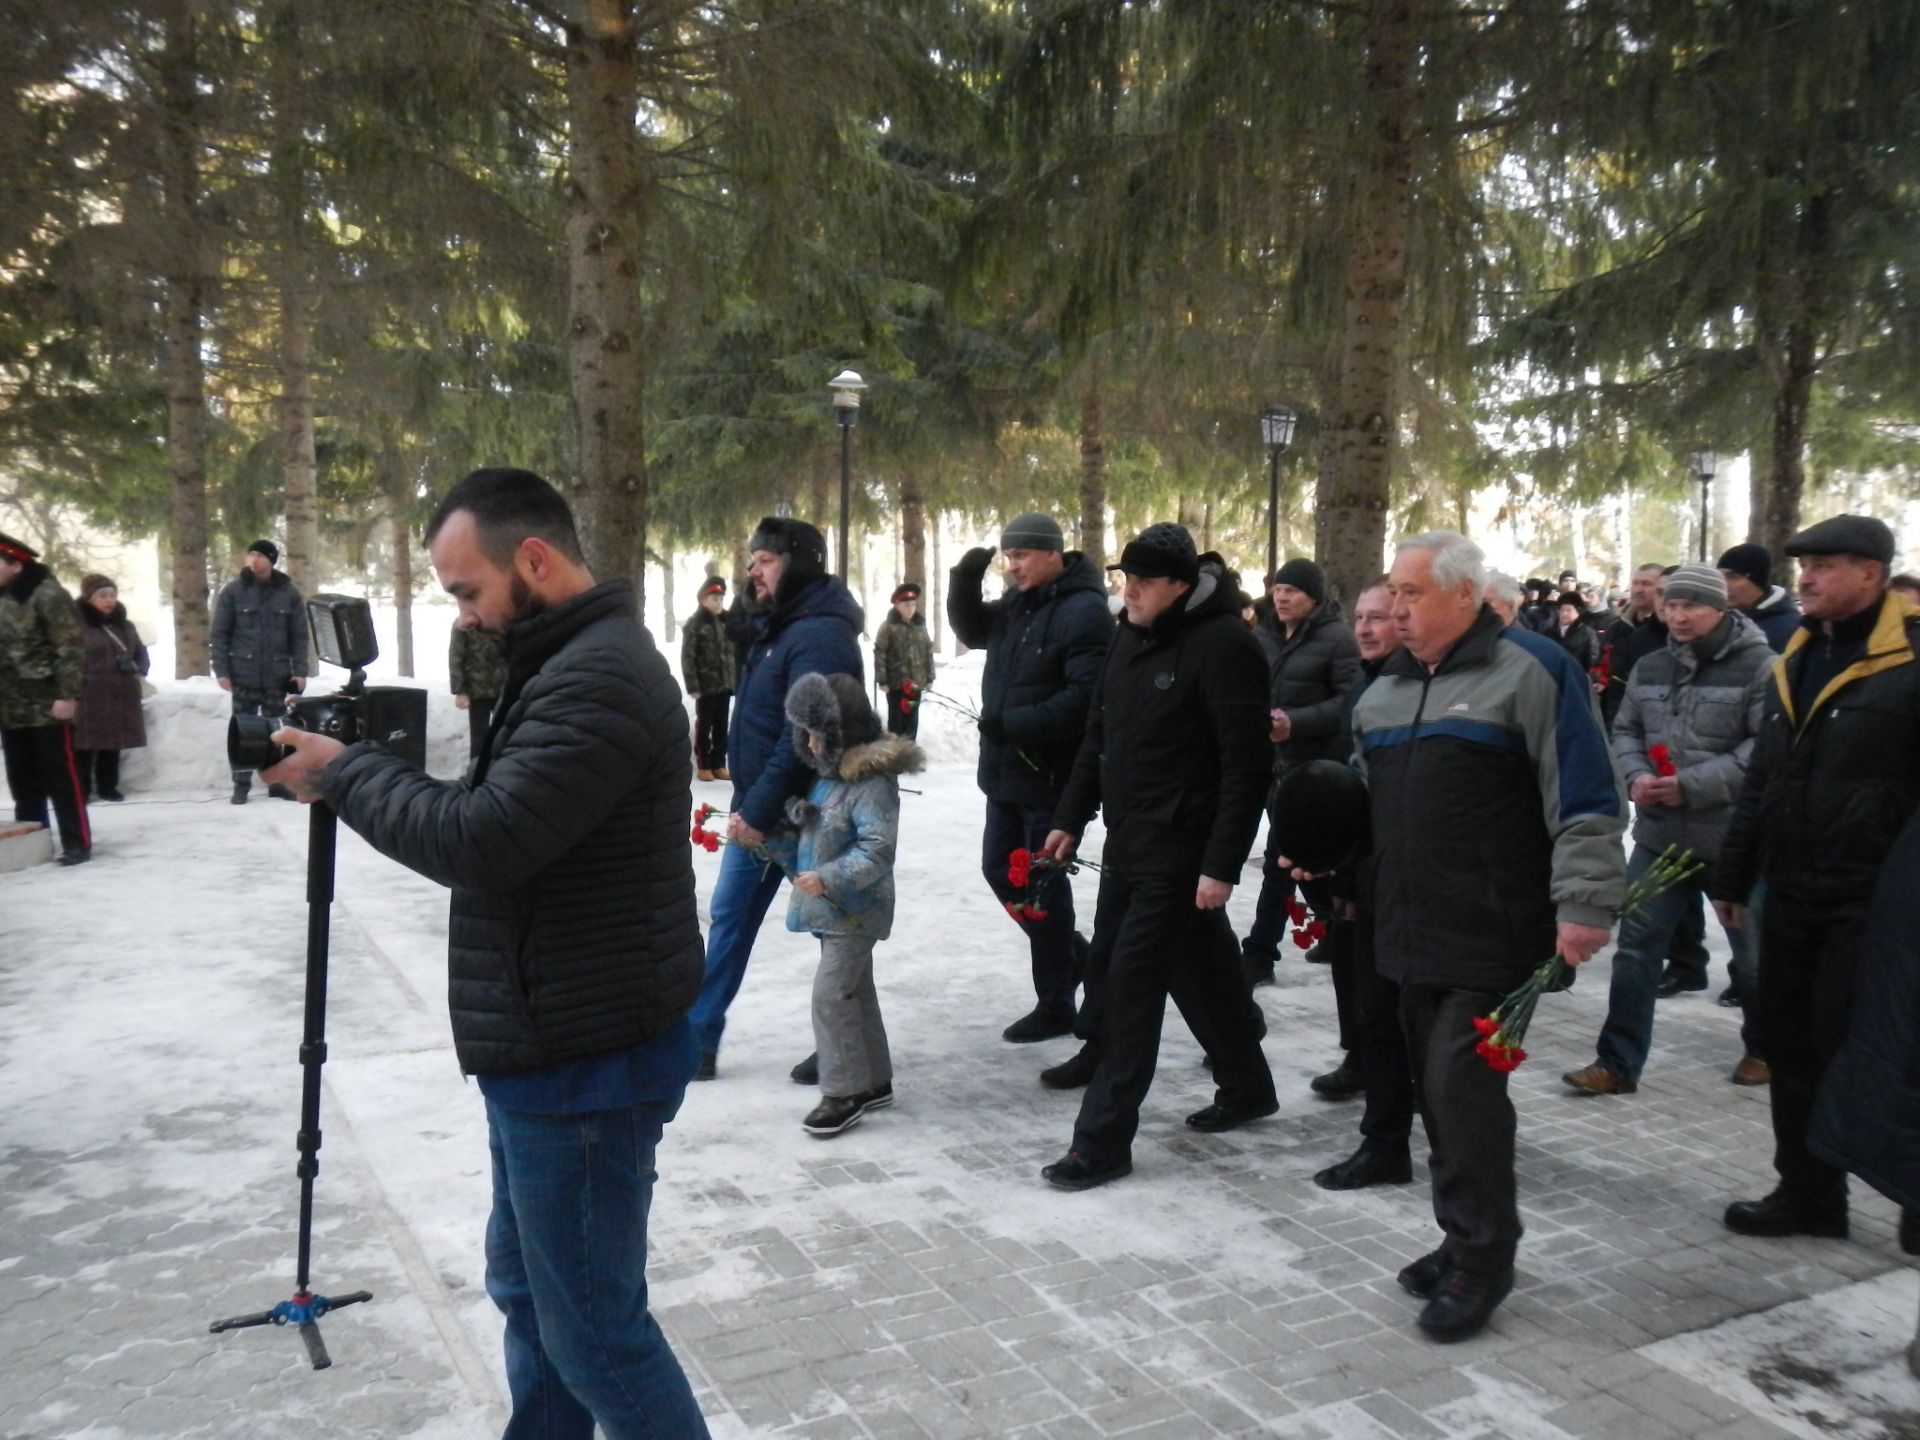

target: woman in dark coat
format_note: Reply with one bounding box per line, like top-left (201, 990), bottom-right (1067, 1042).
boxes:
top-left (1554, 599), bottom-right (1601, 672)
top-left (73, 574), bottom-right (148, 800)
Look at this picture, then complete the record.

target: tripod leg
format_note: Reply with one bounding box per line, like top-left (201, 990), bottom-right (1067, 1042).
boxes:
top-left (299, 1322), bottom-right (332, 1371)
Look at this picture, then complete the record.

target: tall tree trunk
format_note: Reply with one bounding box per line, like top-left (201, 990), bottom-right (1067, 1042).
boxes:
top-left (160, 8), bottom-right (210, 679)
top-left (658, 542), bottom-right (675, 641)
top-left (1751, 191), bottom-right (1830, 570)
top-left (563, 0), bottom-right (647, 586)
top-left (1078, 380), bottom-right (1106, 568)
top-left (1315, 0), bottom-right (1415, 604)
top-left (899, 473), bottom-right (927, 586)
top-left (929, 518), bottom-right (944, 652)
top-left (271, 1), bottom-right (317, 663)
top-left (391, 506), bottom-right (415, 678)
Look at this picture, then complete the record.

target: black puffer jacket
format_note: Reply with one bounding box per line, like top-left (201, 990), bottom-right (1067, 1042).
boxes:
top-left (322, 581), bottom-right (703, 1075)
top-left (1714, 593), bottom-right (1920, 912)
top-left (1810, 806), bottom-right (1920, 1211)
top-left (210, 568), bottom-right (308, 689)
top-left (1254, 597), bottom-right (1361, 770)
top-left (1054, 564), bottom-right (1271, 883)
top-left (949, 551), bottom-right (1114, 809)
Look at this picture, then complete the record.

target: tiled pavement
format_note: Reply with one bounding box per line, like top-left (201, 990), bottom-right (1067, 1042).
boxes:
top-left (3, 786), bottom-right (1916, 1438)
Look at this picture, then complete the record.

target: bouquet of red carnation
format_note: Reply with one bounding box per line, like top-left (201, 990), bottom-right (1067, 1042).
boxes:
top-left (1647, 743), bottom-right (1677, 778)
top-left (690, 803), bottom-right (728, 853)
top-left (1286, 896), bottom-right (1328, 951)
top-left (899, 679), bottom-right (922, 716)
top-left (1004, 847), bottom-right (1101, 922)
top-left (1472, 843), bottom-right (1707, 1071)
top-left (1588, 642), bottom-right (1613, 695)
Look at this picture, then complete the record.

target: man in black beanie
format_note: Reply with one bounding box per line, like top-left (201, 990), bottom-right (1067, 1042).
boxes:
top-left (949, 509), bottom-right (1113, 1052)
top-left (210, 539), bottom-right (307, 803)
top-left (1038, 523), bottom-right (1277, 1188)
top-left (1718, 542), bottom-right (1802, 652)
top-left (1241, 558), bottom-right (1360, 1020)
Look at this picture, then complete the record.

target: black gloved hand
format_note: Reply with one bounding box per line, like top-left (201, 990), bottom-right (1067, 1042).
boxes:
top-left (955, 546), bottom-right (997, 578)
top-left (978, 713), bottom-right (1008, 745)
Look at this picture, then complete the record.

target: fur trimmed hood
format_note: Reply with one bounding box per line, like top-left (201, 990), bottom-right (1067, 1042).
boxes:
top-left (783, 733), bottom-right (926, 830)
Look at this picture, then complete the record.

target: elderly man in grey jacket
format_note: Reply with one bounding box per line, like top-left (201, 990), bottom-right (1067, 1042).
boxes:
top-left (1563, 564), bottom-right (1774, 1096)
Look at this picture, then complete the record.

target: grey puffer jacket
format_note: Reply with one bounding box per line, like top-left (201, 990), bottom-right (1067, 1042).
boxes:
top-left (321, 580), bottom-right (703, 1076)
top-left (210, 569), bottom-right (309, 689)
top-left (1610, 611), bottom-right (1773, 864)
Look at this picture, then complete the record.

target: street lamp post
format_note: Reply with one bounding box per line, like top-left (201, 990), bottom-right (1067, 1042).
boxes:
top-left (1691, 450), bottom-right (1717, 562)
top-left (830, 370), bottom-right (868, 578)
top-left (1260, 406), bottom-right (1298, 581)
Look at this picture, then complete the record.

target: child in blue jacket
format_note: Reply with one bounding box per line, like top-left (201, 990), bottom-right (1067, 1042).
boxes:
top-left (763, 671), bottom-right (925, 1135)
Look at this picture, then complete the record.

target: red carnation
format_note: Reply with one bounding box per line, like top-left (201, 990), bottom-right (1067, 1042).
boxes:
top-left (1004, 901), bottom-right (1026, 921)
top-left (1306, 919), bottom-right (1327, 942)
top-left (1472, 1015), bottom-right (1499, 1038)
top-left (1027, 907), bottom-right (1049, 921)
top-left (1008, 849), bottom-right (1033, 887)
top-left (1287, 898), bottom-right (1310, 926)
top-left (1648, 744), bottom-right (1677, 778)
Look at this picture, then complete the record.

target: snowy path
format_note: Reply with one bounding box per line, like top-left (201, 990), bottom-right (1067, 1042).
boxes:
top-left (3, 763), bottom-right (1916, 1438)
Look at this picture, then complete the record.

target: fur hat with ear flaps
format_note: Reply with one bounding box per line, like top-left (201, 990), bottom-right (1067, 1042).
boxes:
top-left (784, 670), bottom-right (926, 786)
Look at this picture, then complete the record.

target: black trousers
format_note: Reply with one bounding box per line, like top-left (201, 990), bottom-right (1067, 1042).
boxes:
top-left (885, 688), bottom-right (921, 740)
top-left (1071, 866), bottom-right (1276, 1165)
top-left (466, 698), bottom-right (494, 762)
top-left (1325, 911), bottom-right (1358, 1052)
top-left (2, 723), bottom-right (91, 854)
top-left (75, 748), bottom-right (122, 797)
top-left (981, 799), bottom-right (1081, 1016)
top-left (1402, 984), bottom-right (1521, 1275)
top-left (1754, 896), bottom-right (1860, 1211)
top-left (693, 693), bottom-right (730, 771)
top-left (1349, 912), bottom-right (1414, 1152)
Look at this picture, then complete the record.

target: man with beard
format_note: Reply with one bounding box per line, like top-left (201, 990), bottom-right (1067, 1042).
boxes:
top-left (1037, 524), bottom-right (1276, 1190)
top-left (262, 468), bottom-right (711, 1438)
top-left (948, 514), bottom-right (1113, 1055)
top-left (693, 517), bottom-right (864, 1082)
top-left (1346, 530), bottom-right (1623, 1340)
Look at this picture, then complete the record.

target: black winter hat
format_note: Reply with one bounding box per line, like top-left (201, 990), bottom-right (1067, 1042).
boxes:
top-left (248, 539), bottom-right (279, 565)
top-left (1269, 557), bottom-right (1326, 603)
top-left (1108, 523), bottom-right (1199, 585)
top-left (748, 516), bottom-right (829, 579)
top-left (1785, 514), bottom-right (1897, 567)
top-left (1268, 760), bottom-right (1371, 875)
top-left (1717, 543), bottom-right (1771, 588)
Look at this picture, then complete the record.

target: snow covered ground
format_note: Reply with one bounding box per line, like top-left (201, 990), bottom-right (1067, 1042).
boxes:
top-left (4, 677), bottom-right (1918, 1438)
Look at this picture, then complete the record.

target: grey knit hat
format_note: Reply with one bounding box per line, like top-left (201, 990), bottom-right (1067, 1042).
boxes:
top-left (999, 512), bottom-right (1064, 553)
top-left (1663, 563), bottom-right (1729, 611)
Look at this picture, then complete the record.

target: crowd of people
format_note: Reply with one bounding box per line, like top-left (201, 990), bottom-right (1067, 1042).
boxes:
top-left (5, 475), bottom-right (1918, 1435)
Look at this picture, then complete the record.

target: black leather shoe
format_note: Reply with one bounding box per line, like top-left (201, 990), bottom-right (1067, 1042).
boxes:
top-left (1723, 1189), bottom-right (1848, 1239)
top-left (790, 1052), bottom-right (819, 1085)
top-left (1243, 954), bottom-right (1276, 989)
top-left (1656, 972), bottom-right (1707, 998)
top-left (1003, 1008), bottom-right (1075, 1043)
top-left (1314, 1147), bottom-right (1413, 1191)
top-left (1310, 1055), bottom-right (1364, 1099)
top-left (1304, 942), bottom-right (1330, 965)
top-left (231, 782), bottom-right (250, 805)
top-left (1901, 1206), bottom-right (1919, 1257)
top-left (1417, 1265), bottom-right (1514, 1342)
top-left (1185, 1098), bottom-right (1280, 1133)
top-left (1397, 1249), bottom-right (1451, 1299)
top-left (98, 788), bottom-right (125, 802)
top-left (1040, 1045), bottom-right (1099, 1090)
top-left (1041, 1151), bottom-right (1132, 1191)
top-left (58, 847), bottom-right (91, 867)
top-left (1717, 982), bottom-right (1743, 1008)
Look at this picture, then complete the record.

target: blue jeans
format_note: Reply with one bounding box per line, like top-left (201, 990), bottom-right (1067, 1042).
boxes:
top-left (1597, 845), bottom-right (1752, 1082)
top-left (687, 841), bottom-right (786, 1056)
top-left (485, 1096), bottom-right (709, 1440)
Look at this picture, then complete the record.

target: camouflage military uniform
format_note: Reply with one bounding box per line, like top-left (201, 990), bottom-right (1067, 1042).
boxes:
top-left (450, 627), bottom-right (510, 761)
top-left (0, 555), bottom-right (91, 858)
top-left (681, 604), bottom-right (737, 775)
top-left (874, 609), bottom-right (936, 740)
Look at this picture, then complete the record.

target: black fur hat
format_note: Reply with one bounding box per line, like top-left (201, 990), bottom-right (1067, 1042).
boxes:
top-left (785, 671), bottom-right (879, 775)
top-left (749, 516), bottom-right (829, 581)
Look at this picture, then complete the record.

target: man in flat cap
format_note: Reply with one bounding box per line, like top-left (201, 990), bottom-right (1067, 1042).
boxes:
top-left (0, 532), bottom-right (91, 864)
top-left (1039, 524), bottom-right (1276, 1189)
top-left (1714, 514), bottom-right (1920, 1241)
top-left (210, 539), bottom-right (308, 804)
top-left (874, 581), bottom-right (935, 740)
top-left (949, 512), bottom-right (1113, 1054)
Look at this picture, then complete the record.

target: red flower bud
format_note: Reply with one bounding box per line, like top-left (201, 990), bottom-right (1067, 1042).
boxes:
top-left (1306, 920), bottom-right (1327, 942)
top-left (1471, 1015), bottom-right (1499, 1038)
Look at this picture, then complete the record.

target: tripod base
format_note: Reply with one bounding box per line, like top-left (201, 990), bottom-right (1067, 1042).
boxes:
top-left (210, 1288), bottom-right (373, 1370)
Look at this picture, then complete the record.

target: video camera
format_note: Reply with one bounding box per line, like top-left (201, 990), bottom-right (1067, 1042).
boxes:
top-left (227, 594), bottom-right (428, 772)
